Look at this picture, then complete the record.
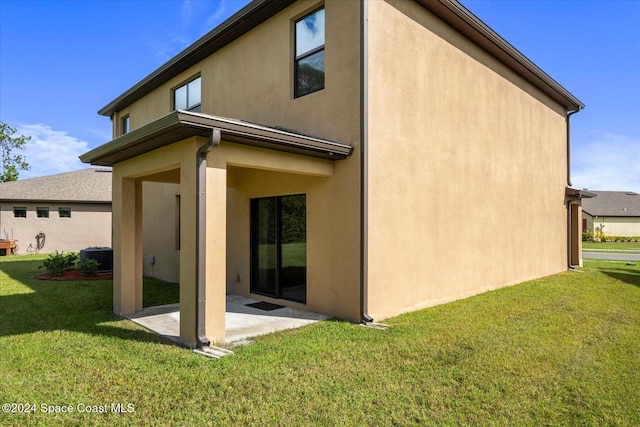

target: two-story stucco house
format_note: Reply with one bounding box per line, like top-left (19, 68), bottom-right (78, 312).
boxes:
top-left (81, 0), bottom-right (588, 348)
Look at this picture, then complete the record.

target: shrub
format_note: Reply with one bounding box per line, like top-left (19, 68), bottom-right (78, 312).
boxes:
top-left (76, 257), bottom-right (101, 277)
top-left (582, 229), bottom-right (594, 242)
top-left (40, 251), bottom-right (78, 277)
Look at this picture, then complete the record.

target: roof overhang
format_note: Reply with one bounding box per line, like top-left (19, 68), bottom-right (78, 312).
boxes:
top-left (414, 0), bottom-right (585, 112)
top-left (80, 110), bottom-right (353, 166)
top-left (98, 0), bottom-right (583, 119)
top-left (566, 187), bottom-right (597, 200)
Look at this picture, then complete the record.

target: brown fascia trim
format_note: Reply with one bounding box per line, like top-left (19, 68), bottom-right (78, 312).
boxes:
top-left (565, 187), bottom-right (597, 200)
top-left (80, 110), bottom-right (353, 166)
top-left (98, 0), bottom-right (296, 117)
top-left (415, 0), bottom-right (585, 112)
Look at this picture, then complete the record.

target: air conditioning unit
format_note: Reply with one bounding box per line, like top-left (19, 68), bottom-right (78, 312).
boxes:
top-left (80, 247), bottom-right (113, 272)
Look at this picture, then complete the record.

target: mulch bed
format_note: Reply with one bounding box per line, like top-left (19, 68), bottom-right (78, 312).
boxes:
top-left (35, 270), bottom-right (113, 281)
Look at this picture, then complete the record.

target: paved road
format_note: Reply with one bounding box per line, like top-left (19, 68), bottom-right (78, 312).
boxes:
top-left (583, 251), bottom-right (640, 261)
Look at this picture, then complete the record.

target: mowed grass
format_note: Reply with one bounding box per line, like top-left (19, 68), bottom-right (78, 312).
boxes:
top-left (1, 255), bottom-right (639, 426)
top-left (583, 241), bottom-right (640, 253)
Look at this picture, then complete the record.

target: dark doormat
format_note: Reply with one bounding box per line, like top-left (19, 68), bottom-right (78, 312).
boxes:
top-left (246, 301), bottom-right (285, 311)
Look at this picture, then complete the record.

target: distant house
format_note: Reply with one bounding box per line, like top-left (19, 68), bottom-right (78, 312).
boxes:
top-left (81, 0), bottom-right (588, 347)
top-left (0, 168), bottom-right (112, 254)
top-left (582, 191), bottom-right (640, 238)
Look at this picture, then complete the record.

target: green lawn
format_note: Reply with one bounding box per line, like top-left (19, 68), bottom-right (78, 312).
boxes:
top-left (1, 255), bottom-right (639, 426)
top-left (583, 241), bottom-right (640, 253)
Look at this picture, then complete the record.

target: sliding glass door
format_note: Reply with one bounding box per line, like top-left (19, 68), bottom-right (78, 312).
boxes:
top-left (250, 194), bottom-right (307, 303)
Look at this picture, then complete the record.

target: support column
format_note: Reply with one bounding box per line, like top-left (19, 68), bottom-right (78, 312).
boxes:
top-left (113, 176), bottom-right (143, 316)
top-left (570, 203), bottom-right (582, 267)
top-left (179, 161), bottom-right (198, 346)
top-left (205, 163), bottom-right (227, 344)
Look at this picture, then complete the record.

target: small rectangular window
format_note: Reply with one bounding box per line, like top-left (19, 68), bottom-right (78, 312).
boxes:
top-left (13, 207), bottom-right (26, 218)
top-left (174, 76), bottom-right (201, 112)
top-left (295, 7), bottom-right (325, 97)
top-left (122, 115), bottom-right (130, 135)
top-left (59, 207), bottom-right (71, 218)
top-left (36, 207), bottom-right (49, 218)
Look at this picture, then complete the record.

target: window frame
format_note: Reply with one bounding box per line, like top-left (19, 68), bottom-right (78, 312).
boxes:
top-left (173, 76), bottom-right (201, 112)
top-left (13, 207), bottom-right (27, 218)
top-left (294, 6), bottom-right (325, 98)
top-left (121, 115), bottom-right (130, 135)
top-left (36, 207), bottom-right (49, 218)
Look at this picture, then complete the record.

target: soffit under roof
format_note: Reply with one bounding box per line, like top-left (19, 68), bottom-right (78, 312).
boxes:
top-left (80, 110), bottom-right (353, 167)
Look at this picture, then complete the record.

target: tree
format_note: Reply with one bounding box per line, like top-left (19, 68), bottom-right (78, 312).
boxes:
top-left (0, 122), bottom-right (30, 182)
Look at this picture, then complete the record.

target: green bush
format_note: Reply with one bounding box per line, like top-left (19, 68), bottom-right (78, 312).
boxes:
top-left (77, 257), bottom-right (100, 277)
top-left (582, 229), bottom-right (594, 242)
top-left (40, 251), bottom-right (78, 277)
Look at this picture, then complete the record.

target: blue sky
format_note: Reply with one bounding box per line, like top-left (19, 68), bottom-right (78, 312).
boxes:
top-left (1, 0), bottom-right (638, 191)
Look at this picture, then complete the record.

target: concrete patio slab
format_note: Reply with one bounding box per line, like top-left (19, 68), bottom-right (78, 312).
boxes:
top-left (128, 294), bottom-right (327, 347)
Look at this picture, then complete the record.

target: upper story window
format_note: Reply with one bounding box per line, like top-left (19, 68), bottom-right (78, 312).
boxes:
top-left (174, 76), bottom-right (201, 112)
top-left (122, 115), bottom-right (130, 135)
top-left (295, 7), bottom-right (325, 98)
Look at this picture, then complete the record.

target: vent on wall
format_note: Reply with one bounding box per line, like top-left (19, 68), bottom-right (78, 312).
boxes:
top-left (80, 247), bottom-right (113, 272)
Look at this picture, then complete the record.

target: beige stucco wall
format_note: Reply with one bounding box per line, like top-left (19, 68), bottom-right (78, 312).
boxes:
top-left (114, 0), bottom-right (360, 147)
top-left (365, 0), bottom-right (570, 320)
top-left (589, 215), bottom-right (640, 237)
top-left (142, 182), bottom-right (181, 282)
top-left (0, 202), bottom-right (111, 254)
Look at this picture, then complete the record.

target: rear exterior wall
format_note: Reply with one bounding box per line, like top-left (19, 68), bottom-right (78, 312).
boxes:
top-left (365, 0), bottom-right (570, 320)
top-left (0, 202), bottom-right (111, 254)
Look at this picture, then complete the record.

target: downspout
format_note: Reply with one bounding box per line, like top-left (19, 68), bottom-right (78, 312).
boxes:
top-left (566, 199), bottom-right (573, 269)
top-left (566, 108), bottom-right (580, 187)
top-left (196, 127), bottom-right (221, 347)
top-left (566, 108), bottom-right (581, 269)
top-left (360, 0), bottom-right (373, 323)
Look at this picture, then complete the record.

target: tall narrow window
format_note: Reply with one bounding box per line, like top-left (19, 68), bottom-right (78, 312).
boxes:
top-left (295, 7), bottom-right (325, 98)
top-left (251, 195), bottom-right (307, 303)
top-left (122, 115), bottom-right (130, 135)
top-left (174, 76), bottom-right (201, 112)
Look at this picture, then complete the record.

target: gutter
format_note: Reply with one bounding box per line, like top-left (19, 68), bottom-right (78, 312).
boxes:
top-left (360, 0), bottom-right (373, 324)
top-left (196, 128), bottom-right (221, 347)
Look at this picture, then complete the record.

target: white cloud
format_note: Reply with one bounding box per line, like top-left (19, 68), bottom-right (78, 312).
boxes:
top-left (572, 133), bottom-right (640, 192)
top-left (16, 123), bottom-right (90, 179)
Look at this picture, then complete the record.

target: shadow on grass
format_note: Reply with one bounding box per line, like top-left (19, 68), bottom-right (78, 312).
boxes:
top-left (595, 265), bottom-right (640, 288)
top-left (0, 258), bottom-right (178, 345)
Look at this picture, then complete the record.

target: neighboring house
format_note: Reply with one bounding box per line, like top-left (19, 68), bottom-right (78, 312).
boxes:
top-left (582, 191), bottom-right (640, 238)
top-left (0, 169), bottom-right (112, 254)
top-left (81, 0), bottom-right (588, 347)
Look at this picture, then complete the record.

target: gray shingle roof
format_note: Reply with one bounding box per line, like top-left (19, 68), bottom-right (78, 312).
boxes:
top-left (0, 168), bottom-right (112, 203)
top-left (581, 191), bottom-right (640, 217)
